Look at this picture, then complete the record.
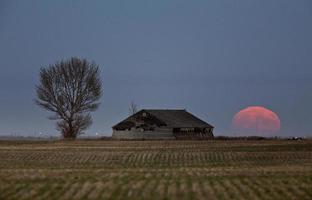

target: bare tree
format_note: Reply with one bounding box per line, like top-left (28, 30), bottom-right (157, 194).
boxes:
top-left (35, 57), bottom-right (102, 139)
top-left (129, 101), bottom-right (138, 116)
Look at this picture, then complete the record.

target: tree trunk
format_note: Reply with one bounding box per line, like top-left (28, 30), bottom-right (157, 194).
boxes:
top-left (61, 121), bottom-right (77, 139)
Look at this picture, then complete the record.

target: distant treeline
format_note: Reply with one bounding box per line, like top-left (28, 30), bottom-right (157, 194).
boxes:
top-left (214, 136), bottom-right (308, 141)
top-left (0, 135), bottom-right (310, 142)
top-left (99, 136), bottom-right (309, 141)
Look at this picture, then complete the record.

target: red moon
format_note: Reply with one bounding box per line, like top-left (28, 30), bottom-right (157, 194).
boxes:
top-left (232, 106), bottom-right (281, 135)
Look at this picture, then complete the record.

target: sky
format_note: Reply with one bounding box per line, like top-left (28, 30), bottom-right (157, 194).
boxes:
top-left (0, 0), bottom-right (312, 137)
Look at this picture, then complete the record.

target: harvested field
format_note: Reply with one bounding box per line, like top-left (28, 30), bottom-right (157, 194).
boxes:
top-left (0, 140), bottom-right (311, 200)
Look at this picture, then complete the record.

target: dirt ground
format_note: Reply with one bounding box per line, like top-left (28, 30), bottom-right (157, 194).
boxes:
top-left (0, 140), bottom-right (311, 200)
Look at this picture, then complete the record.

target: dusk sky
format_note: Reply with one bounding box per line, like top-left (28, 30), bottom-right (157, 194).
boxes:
top-left (1, 0), bottom-right (312, 137)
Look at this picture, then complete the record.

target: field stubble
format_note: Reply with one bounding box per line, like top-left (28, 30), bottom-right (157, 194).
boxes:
top-left (0, 140), bottom-right (311, 200)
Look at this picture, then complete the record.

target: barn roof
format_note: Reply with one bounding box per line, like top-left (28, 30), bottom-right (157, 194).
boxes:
top-left (113, 109), bottom-right (214, 129)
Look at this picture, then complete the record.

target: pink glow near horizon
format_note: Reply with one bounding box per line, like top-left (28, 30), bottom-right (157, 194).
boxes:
top-left (233, 106), bottom-right (281, 133)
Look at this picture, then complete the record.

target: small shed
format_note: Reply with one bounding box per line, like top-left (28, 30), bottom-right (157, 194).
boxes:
top-left (112, 109), bottom-right (214, 140)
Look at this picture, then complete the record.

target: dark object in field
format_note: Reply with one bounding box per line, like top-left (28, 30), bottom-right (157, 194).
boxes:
top-left (35, 57), bottom-right (102, 139)
top-left (112, 109), bottom-right (214, 140)
top-left (289, 137), bottom-right (304, 141)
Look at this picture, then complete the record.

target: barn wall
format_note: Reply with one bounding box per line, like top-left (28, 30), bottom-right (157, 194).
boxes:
top-left (112, 129), bottom-right (175, 140)
top-left (174, 132), bottom-right (214, 140)
top-left (174, 128), bottom-right (214, 140)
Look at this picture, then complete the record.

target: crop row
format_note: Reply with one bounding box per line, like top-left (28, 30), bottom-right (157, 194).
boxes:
top-left (0, 175), bottom-right (311, 200)
top-left (0, 150), bottom-right (311, 169)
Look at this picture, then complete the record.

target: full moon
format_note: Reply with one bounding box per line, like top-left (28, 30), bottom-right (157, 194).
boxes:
top-left (232, 106), bottom-right (281, 135)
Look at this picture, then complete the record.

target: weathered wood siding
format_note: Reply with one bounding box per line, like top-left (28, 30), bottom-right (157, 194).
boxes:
top-left (112, 129), bottom-right (175, 140)
top-left (112, 127), bottom-right (214, 140)
top-left (173, 132), bottom-right (214, 140)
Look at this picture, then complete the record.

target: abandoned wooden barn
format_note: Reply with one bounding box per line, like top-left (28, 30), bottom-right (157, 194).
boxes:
top-left (112, 109), bottom-right (214, 140)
